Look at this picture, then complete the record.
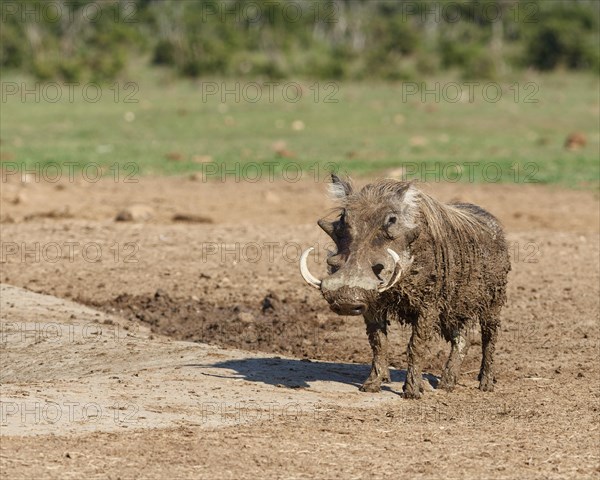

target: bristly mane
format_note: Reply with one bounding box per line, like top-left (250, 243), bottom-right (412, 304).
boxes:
top-left (415, 186), bottom-right (494, 285)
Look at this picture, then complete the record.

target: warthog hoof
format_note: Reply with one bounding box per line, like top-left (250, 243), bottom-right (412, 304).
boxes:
top-left (478, 372), bottom-right (496, 392)
top-left (359, 381), bottom-right (381, 393)
top-left (402, 382), bottom-right (423, 399)
top-left (438, 372), bottom-right (457, 392)
top-left (478, 376), bottom-right (495, 392)
top-left (403, 389), bottom-right (422, 399)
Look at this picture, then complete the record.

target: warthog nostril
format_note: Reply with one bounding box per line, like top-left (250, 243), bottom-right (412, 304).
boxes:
top-left (372, 263), bottom-right (385, 279)
top-left (327, 255), bottom-right (343, 268)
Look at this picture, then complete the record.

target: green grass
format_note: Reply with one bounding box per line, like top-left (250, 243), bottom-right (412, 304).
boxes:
top-left (1, 69), bottom-right (598, 188)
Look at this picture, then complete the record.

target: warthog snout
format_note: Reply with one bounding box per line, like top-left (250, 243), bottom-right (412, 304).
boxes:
top-left (300, 248), bottom-right (410, 297)
top-left (321, 286), bottom-right (369, 316)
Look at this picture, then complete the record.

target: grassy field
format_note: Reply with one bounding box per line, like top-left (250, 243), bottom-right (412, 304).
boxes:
top-left (1, 69), bottom-right (598, 188)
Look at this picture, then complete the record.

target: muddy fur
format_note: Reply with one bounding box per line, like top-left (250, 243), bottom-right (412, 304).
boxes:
top-left (314, 176), bottom-right (511, 398)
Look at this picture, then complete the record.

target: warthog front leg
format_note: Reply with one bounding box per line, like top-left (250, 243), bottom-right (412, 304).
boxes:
top-left (359, 313), bottom-right (390, 393)
top-left (439, 325), bottom-right (471, 391)
top-left (404, 311), bottom-right (436, 399)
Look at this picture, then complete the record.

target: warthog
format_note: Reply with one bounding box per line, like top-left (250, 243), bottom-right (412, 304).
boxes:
top-left (300, 175), bottom-right (510, 398)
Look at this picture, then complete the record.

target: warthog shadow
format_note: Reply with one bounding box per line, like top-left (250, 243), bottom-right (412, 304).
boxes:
top-left (186, 357), bottom-right (439, 394)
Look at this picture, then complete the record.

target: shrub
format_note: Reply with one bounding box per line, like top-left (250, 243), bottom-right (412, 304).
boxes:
top-left (524, 2), bottom-right (599, 71)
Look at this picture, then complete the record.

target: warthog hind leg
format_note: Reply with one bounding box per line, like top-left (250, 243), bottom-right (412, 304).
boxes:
top-left (479, 318), bottom-right (499, 391)
top-left (359, 313), bottom-right (389, 393)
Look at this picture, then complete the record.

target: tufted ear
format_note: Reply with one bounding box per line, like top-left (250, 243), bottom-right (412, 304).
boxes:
top-left (382, 181), bottom-right (420, 244)
top-left (318, 218), bottom-right (335, 237)
top-left (328, 173), bottom-right (353, 199)
top-left (394, 182), bottom-right (419, 230)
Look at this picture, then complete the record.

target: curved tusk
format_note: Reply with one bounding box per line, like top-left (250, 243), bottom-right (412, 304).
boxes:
top-left (299, 247), bottom-right (322, 289)
top-left (386, 248), bottom-right (400, 264)
top-left (378, 248), bottom-right (409, 293)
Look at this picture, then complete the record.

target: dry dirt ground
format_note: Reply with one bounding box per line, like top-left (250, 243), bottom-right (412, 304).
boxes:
top-left (0, 175), bottom-right (599, 479)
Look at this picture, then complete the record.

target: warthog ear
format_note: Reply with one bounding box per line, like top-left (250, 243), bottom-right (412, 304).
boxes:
top-left (397, 183), bottom-right (419, 229)
top-left (318, 218), bottom-right (336, 237)
top-left (401, 186), bottom-right (421, 244)
top-left (328, 173), bottom-right (353, 199)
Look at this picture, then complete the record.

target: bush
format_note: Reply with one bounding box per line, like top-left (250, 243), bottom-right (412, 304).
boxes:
top-left (525, 19), bottom-right (599, 71)
top-left (1, 0), bottom-right (143, 81)
top-left (153, 40), bottom-right (178, 66)
top-left (524, 2), bottom-right (599, 71)
top-left (462, 52), bottom-right (498, 80)
top-left (2, 0), bottom-right (599, 82)
top-left (0, 22), bottom-right (26, 69)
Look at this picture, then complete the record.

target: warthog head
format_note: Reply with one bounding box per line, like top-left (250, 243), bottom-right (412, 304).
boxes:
top-left (300, 175), bottom-right (416, 316)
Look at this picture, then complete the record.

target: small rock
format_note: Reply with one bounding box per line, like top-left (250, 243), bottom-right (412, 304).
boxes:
top-left (409, 136), bottom-right (428, 147)
top-left (276, 149), bottom-right (295, 158)
top-left (192, 155), bottom-right (213, 164)
top-left (24, 207), bottom-right (72, 221)
top-left (271, 140), bottom-right (287, 152)
top-left (237, 312), bottom-right (254, 324)
top-left (10, 192), bottom-right (27, 205)
top-left (393, 114), bottom-right (405, 125)
top-left (115, 204), bottom-right (154, 222)
top-left (271, 140), bottom-right (295, 158)
top-left (22, 173), bottom-right (36, 184)
top-left (387, 167), bottom-right (406, 179)
top-left (171, 213), bottom-right (213, 224)
top-left (264, 191), bottom-right (280, 204)
top-left (564, 132), bottom-right (586, 151)
top-left (165, 152), bottom-right (184, 162)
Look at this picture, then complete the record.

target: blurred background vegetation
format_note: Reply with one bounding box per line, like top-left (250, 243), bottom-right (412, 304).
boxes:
top-left (2, 0), bottom-right (599, 82)
top-left (1, 1), bottom-right (598, 188)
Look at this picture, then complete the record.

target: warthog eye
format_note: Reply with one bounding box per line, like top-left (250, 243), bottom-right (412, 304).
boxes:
top-left (383, 213), bottom-right (401, 239)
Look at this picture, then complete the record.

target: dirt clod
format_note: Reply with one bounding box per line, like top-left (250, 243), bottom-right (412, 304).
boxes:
top-left (172, 213), bottom-right (213, 223)
top-left (115, 204), bottom-right (154, 222)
